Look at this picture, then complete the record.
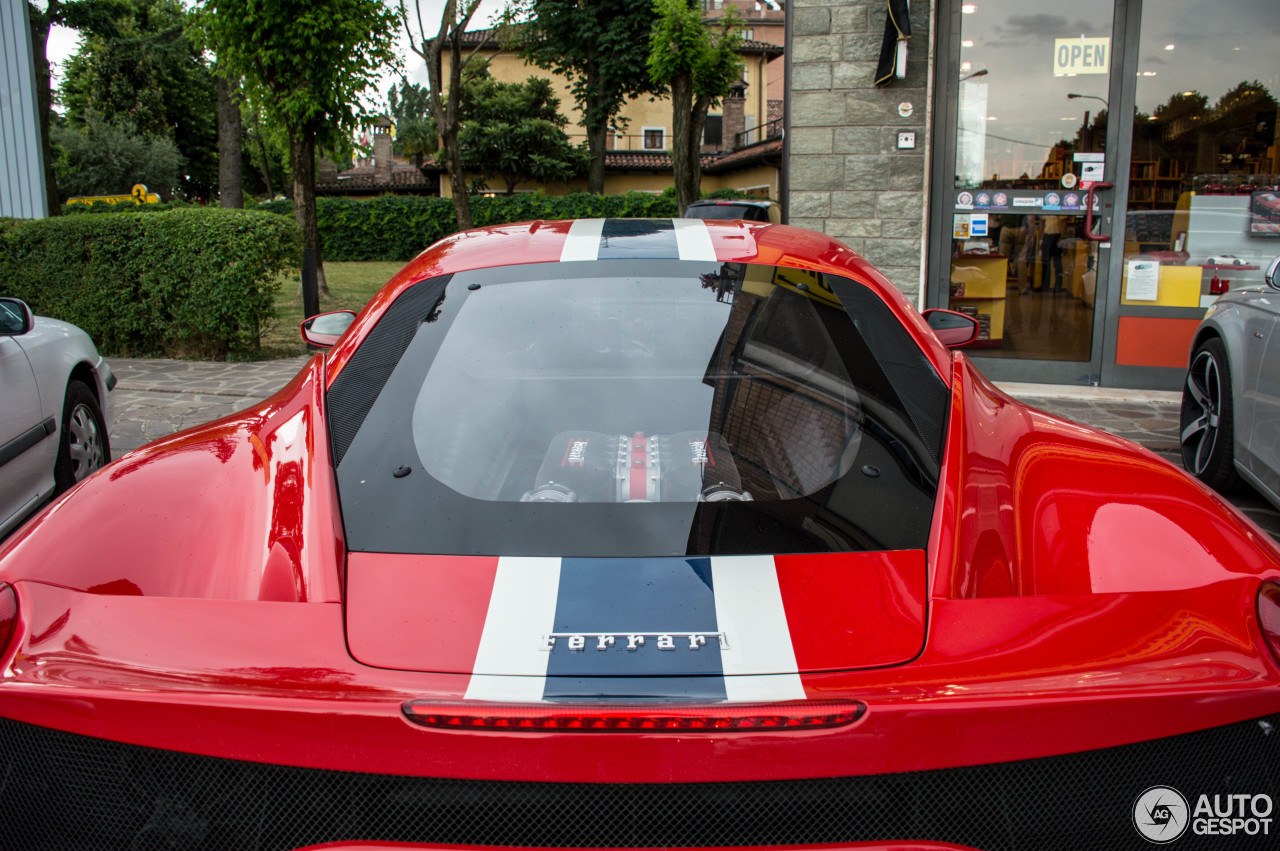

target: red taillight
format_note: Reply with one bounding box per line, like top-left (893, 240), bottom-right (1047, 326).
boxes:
top-left (1259, 580), bottom-right (1280, 665)
top-left (403, 699), bottom-right (865, 732)
top-left (0, 583), bottom-right (16, 657)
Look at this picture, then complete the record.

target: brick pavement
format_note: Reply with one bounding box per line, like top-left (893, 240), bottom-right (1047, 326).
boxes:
top-left (108, 357), bottom-right (310, 453)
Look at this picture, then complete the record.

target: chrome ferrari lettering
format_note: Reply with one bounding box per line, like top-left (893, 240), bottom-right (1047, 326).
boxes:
top-left (541, 631), bottom-right (728, 652)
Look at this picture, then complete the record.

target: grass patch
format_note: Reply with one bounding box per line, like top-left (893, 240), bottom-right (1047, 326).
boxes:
top-left (250, 261), bottom-right (404, 359)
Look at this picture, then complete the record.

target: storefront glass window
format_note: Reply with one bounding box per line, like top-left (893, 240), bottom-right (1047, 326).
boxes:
top-left (1120, 0), bottom-right (1279, 321)
top-left (948, 0), bottom-right (1114, 361)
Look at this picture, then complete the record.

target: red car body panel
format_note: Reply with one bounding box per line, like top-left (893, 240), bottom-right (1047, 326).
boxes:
top-left (0, 220), bottom-right (1278, 851)
top-left (0, 345), bottom-right (1276, 784)
top-left (0, 355), bottom-right (345, 603)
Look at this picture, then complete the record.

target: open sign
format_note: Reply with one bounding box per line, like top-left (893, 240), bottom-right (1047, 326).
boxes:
top-left (1053, 37), bottom-right (1110, 76)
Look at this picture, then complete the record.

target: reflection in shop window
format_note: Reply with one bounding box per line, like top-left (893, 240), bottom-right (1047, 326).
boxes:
top-left (1122, 0), bottom-right (1278, 307)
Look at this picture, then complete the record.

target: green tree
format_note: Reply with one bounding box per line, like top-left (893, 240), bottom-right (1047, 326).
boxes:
top-left (458, 71), bottom-right (586, 194)
top-left (388, 77), bottom-right (435, 167)
top-left (388, 77), bottom-right (431, 122)
top-left (512, 0), bottom-right (657, 194)
top-left (395, 118), bottom-right (438, 167)
top-left (54, 111), bottom-right (182, 199)
top-left (647, 0), bottom-right (741, 215)
top-left (400, 0), bottom-right (486, 231)
top-left (198, 0), bottom-right (399, 314)
top-left (60, 0), bottom-right (218, 199)
top-left (27, 0), bottom-right (133, 214)
top-left (239, 87), bottom-right (287, 199)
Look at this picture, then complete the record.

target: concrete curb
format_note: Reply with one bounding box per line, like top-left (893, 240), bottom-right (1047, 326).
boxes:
top-left (995, 382), bottom-right (1181, 405)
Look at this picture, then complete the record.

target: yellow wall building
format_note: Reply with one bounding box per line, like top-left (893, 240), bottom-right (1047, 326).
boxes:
top-left (435, 25), bottom-right (784, 198)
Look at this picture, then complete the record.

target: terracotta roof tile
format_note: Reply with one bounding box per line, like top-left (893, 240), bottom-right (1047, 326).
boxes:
top-left (704, 138), bottom-right (782, 171)
top-left (458, 24), bottom-right (782, 57)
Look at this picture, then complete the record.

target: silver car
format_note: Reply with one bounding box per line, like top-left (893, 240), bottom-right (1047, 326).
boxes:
top-left (1181, 256), bottom-right (1280, 505)
top-left (0, 298), bottom-right (114, 538)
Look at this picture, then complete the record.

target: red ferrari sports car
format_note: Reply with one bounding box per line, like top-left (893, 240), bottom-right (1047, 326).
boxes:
top-left (1, 219), bottom-right (1279, 850)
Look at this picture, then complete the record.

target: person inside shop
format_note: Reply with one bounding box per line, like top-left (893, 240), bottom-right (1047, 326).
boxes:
top-left (1041, 215), bottom-right (1064, 294)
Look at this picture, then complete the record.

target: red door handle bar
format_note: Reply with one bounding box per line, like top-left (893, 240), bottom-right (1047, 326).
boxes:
top-left (1083, 181), bottom-right (1114, 242)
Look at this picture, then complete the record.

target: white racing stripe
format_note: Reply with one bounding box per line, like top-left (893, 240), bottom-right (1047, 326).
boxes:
top-left (711, 555), bottom-right (806, 701)
top-left (560, 219), bottom-right (606, 262)
top-left (672, 218), bottom-right (718, 261)
top-left (465, 556), bottom-right (561, 701)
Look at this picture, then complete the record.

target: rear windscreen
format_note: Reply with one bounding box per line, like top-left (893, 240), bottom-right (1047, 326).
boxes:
top-left (332, 260), bottom-right (948, 557)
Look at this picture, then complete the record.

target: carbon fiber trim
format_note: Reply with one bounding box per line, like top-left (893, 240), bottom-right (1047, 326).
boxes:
top-left (327, 276), bottom-right (450, 466)
top-left (1, 713), bottom-right (1277, 850)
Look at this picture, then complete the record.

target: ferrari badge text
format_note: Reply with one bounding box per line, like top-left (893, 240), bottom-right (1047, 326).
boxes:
top-left (540, 632), bottom-right (730, 651)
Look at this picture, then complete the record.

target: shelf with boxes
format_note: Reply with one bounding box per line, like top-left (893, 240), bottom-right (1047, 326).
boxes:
top-left (948, 252), bottom-right (1009, 347)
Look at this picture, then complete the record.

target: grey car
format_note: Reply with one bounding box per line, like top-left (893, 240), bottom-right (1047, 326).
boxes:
top-left (1181, 255), bottom-right (1280, 505)
top-left (0, 298), bottom-right (114, 538)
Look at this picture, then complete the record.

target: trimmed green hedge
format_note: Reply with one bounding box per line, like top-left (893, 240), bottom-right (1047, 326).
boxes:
top-left (254, 192), bottom-right (680, 261)
top-left (61, 199), bottom-right (196, 215)
top-left (0, 208), bottom-right (299, 359)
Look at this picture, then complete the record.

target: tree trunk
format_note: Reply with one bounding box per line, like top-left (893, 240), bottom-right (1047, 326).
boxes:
top-left (289, 127), bottom-right (329, 314)
top-left (253, 119), bottom-right (275, 198)
top-left (217, 78), bottom-right (244, 208)
top-left (27, 5), bottom-right (59, 215)
top-left (584, 67), bottom-right (607, 195)
top-left (670, 72), bottom-right (697, 215)
top-left (424, 5), bottom-right (474, 232)
top-left (689, 93), bottom-right (711, 209)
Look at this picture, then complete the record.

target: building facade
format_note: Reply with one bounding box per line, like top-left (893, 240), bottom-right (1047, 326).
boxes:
top-left (0, 1), bottom-right (48, 219)
top-left (438, 25), bottom-right (784, 198)
top-left (789, 0), bottom-right (1279, 389)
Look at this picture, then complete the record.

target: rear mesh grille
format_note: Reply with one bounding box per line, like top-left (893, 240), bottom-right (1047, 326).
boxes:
top-left (2, 713), bottom-right (1277, 850)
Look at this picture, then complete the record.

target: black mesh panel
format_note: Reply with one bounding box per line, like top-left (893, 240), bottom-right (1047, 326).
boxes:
top-left (2, 713), bottom-right (1277, 850)
top-left (327, 276), bottom-right (450, 465)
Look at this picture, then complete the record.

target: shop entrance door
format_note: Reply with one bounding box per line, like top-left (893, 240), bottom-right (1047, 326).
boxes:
top-left (928, 0), bottom-right (1127, 385)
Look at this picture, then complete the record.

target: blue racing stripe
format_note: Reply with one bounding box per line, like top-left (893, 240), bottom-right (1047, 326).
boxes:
top-left (597, 219), bottom-right (681, 260)
top-left (543, 557), bottom-right (727, 701)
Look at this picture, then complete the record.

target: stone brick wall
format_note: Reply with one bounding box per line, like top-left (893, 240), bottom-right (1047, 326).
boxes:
top-left (788, 1), bottom-right (933, 302)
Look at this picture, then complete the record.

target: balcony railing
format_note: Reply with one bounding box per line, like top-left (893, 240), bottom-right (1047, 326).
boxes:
top-left (566, 133), bottom-right (668, 152)
top-left (735, 117), bottom-right (783, 149)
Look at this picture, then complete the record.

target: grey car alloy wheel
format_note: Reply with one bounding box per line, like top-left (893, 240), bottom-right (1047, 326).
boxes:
top-left (1180, 338), bottom-right (1239, 492)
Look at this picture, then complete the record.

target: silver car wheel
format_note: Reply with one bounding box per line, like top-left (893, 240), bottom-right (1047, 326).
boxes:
top-left (1181, 348), bottom-right (1222, 476)
top-left (67, 402), bottom-right (105, 481)
top-left (1179, 337), bottom-right (1239, 493)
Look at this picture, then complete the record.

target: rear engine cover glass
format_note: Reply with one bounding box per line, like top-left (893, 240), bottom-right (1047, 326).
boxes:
top-left (333, 260), bottom-right (947, 557)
